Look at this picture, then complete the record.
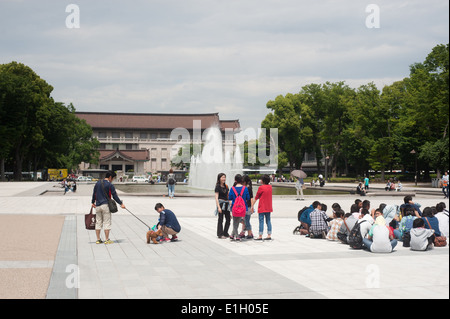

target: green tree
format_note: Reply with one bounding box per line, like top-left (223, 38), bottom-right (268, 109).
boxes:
top-left (262, 93), bottom-right (313, 170)
top-left (319, 82), bottom-right (355, 178)
top-left (0, 62), bottom-right (54, 180)
top-left (0, 62), bottom-right (100, 180)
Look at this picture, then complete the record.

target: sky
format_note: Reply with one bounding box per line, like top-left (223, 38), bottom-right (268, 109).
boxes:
top-left (0, 0), bottom-right (449, 130)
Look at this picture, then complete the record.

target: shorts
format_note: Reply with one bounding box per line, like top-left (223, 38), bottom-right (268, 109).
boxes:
top-left (95, 204), bottom-right (112, 230)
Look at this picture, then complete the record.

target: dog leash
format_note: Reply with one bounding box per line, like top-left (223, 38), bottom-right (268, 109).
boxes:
top-left (125, 208), bottom-right (151, 229)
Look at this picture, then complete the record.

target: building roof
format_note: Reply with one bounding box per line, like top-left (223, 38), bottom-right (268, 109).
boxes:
top-left (99, 149), bottom-right (150, 162)
top-left (76, 112), bottom-right (240, 131)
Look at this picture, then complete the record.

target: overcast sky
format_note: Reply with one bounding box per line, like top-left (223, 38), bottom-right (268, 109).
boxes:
top-left (1, 0), bottom-right (448, 130)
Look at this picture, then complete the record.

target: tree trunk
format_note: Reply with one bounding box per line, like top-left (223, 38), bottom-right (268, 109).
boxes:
top-left (14, 147), bottom-right (23, 181)
top-left (0, 158), bottom-right (5, 181)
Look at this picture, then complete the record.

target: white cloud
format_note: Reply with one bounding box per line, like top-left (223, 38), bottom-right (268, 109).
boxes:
top-left (0, 0), bottom-right (448, 129)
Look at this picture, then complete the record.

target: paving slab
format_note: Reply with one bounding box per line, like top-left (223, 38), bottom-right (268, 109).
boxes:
top-left (0, 181), bottom-right (448, 301)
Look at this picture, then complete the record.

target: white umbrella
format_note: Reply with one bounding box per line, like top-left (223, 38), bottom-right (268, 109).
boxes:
top-left (291, 170), bottom-right (307, 179)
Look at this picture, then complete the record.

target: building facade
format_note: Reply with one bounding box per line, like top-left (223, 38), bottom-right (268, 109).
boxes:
top-left (76, 112), bottom-right (240, 176)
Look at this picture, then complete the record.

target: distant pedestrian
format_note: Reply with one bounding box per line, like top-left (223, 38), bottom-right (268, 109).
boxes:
top-left (167, 169), bottom-right (176, 199)
top-left (442, 171), bottom-right (449, 199)
top-left (295, 177), bottom-right (305, 201)
top-left (252, 175), bottom-right (273, 241)
top-left (364, 176), bottom-right (370, 190)
top-left (91, 171), bottom-right (125, 244)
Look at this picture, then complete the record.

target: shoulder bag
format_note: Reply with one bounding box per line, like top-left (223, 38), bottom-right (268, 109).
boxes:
top-left (424, 217), bottom-right (447, 247)
top-left (100, 180), bottom-right (118, 213)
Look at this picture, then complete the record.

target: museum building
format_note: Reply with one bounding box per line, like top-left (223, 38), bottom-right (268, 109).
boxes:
top-left (75, 112), bottom-right (241, 176)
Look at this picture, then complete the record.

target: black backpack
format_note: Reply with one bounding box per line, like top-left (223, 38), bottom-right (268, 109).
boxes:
top-left (348, 220), bottom-right (366, 249)
top-left (168, 177), bottom-right (175, 185)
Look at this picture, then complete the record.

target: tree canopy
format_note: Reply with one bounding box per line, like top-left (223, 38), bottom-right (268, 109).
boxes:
top-left (261, 44), bottom-right (449, 180)
top-left (0, 62), bottom-right (99, 181)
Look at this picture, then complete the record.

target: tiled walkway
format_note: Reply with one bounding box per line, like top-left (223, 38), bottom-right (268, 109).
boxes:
top-left (0, 182), bottom-right (448, 299)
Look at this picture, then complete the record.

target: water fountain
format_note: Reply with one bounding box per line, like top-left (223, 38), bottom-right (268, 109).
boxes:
top-left (189, 126), bottom-right (243, 190)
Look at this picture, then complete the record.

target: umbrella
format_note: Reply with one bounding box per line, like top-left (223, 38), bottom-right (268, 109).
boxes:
top-left (291, 170), bottom-right (307, 179)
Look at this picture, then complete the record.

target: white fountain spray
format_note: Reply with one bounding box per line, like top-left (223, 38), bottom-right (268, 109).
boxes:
top-left (189, 126), bottom-right (243, 190)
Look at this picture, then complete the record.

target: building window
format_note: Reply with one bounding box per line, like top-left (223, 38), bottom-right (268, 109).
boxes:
top-left (126, 144), bottom-right (133, 150)
top-left (112, 132), bottom-right (120, 139)
top-left (151, 133), bottom-right (157, 140)
top-left (125, 132), bottom-right (133, 139)
top-left (98, 132), bottom-right (107, 139)
top-left (140, 132), bottom-right (148, 139)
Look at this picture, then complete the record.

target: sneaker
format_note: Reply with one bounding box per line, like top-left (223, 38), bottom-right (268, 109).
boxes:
top-left (95, 239), bottom-right (103, 244)
top-left (104, 239), bottom-right (113, 245)
top-left (254, 237), bottom-right (263, 241)
top-left (246, 235), bottom-right (254, 240)
top-left (161, 237), bottom-right (171, 242)
top-left (171, 235), bottom-right (178, 242)
top-left (229, 236), bottom-right (235, 241)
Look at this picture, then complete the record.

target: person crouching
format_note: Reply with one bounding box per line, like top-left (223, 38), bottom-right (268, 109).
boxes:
top-left (154, 203), bottom-right (181, 242)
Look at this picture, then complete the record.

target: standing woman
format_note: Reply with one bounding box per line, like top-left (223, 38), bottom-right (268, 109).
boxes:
top-left (215, 173), bottom-right (230, 239)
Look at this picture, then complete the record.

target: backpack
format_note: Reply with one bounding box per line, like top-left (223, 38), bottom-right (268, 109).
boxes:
top-left (297, 206), bottom-right (309, 222)
top-left (231, 187), bottom-right (246, 217)
top-left (168, 177), bottom-right (175, 185)
top-left (403, 216), bottom-right (415, 233)
top-left (348, 220), bottom-right (366, 249)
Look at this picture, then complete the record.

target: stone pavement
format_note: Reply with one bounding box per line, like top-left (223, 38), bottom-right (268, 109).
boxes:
top-left (0, 181), bottom-right (448, 300)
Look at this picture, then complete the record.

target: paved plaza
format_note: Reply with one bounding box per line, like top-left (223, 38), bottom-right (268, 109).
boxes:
top-left (0, 181), bottom-right (448, 300)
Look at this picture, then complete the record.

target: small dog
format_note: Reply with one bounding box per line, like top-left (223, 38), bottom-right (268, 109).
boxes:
top-left (146, 229), bottom-right (163, 244)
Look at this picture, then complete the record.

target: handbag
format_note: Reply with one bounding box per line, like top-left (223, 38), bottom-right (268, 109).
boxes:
top-left (402, 232), bottom-right (411, 247)
top-left (85, 207), bottom-right (96, 230)
top-left (424, 218), bottom-right (447, 247)
top-left (100, 180), bottom-right (118, 213)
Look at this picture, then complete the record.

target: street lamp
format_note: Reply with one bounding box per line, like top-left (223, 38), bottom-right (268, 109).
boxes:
top-left (410, 149), bottom-right (417, 186)
top-left (325, 156), bottom-right (330, 182)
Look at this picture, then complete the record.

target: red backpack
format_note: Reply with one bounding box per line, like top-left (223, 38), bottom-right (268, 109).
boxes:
top-left (231, 187), bottom-right (246, 217)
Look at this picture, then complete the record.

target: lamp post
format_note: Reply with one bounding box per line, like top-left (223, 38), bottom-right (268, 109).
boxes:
top-left (410, 149), bottom-right (417, 186)
top-left (325, 156), bottom-right (330, 182)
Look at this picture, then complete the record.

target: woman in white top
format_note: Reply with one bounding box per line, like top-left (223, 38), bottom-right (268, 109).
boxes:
top-left (362, 214), bottom-right (397, 253)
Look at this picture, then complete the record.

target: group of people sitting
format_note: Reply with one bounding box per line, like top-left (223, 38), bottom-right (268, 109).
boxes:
top-left (385, 180), bottom-right (403, 192)
top-left (296, 196), bottom-right (449, 252)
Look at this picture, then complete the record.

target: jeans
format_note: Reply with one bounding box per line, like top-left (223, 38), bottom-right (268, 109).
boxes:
top-left (362, 238), bottom-right (398, 252)
top-left (244, 213), bottom-right (252, 231)
top-left (217, 209), bottom-right (230, 237)
top-left (231, 216), bottom-right (242, 238)
top-left (443, 185), bottom-right (449, 198)
top-left (393, 229), bottom-right (402, 240)
top-left (259, 212), bottom-right (272, 236)
top-left (168, 184), bottom-right (175, 198)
